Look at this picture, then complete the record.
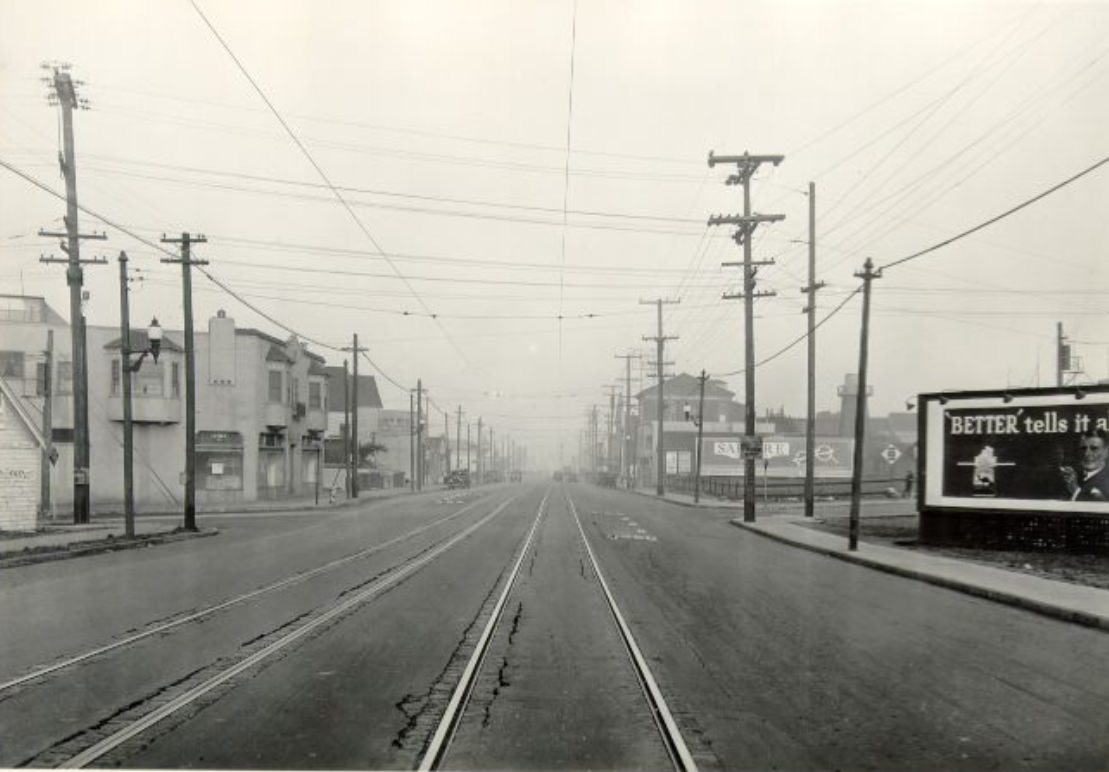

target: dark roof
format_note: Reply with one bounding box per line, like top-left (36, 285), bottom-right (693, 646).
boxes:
top-left (103, 330), bottom-right (184, 354)
top-left (636, 373), bottom-right (736, 401)
top-left (324, 366), bottom-right (383, 409)
top-left (265, 344), bottom-right (293, 364)
top-left (308, 359), bottom-right (329, 377)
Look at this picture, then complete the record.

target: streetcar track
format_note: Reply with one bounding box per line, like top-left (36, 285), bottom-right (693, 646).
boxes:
top-left (417, 491), bottom-right (550, 771)
top-left (565, 490), bottom-right (698, 772)
top-left (49, 495), bottom-right (520, 769)
top-left (0, 492), bottom-right (502, 696)
top-left (418, 487), bottom-right (698, 771)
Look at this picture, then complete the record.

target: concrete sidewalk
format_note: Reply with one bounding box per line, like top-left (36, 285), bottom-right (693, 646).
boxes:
top-left (633, 487), bottom-right (1109, 631)
top-left (0, 484), bottom-right (439, 568)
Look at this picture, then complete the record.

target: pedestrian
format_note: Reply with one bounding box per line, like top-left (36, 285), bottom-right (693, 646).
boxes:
top-left (904, 469), bottom-right (915, 497)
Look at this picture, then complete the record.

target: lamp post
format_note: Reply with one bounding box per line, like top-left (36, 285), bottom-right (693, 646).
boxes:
top-left (684, 370), bottom-right (708, 504)
top-left (119, 251), bottom-right (162, 538)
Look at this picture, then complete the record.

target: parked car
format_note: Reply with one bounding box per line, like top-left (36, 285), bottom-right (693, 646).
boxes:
top-left (446, 470), bottom-right (471, 489)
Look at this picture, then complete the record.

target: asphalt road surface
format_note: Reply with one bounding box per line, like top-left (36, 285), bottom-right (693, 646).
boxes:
top-left (1, 482), bottom-right (1106, 770)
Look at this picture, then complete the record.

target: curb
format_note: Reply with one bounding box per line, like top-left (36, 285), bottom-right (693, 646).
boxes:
top-left (0, 528), bottom-right (219, 570)
top-left (730, 520), bottom-right (1109, 632)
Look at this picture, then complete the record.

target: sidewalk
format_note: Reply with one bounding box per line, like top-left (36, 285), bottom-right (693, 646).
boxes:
top-left (0, 484), bottom-right (435, 569)
top-left (634, 488), bottom-right (1109, 631)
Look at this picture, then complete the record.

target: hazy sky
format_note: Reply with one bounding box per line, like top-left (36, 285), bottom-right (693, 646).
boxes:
top-left (2, 0), bottom-right (1107, 470)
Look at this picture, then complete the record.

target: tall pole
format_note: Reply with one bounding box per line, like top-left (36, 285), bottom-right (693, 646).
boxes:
top-left (640, 301), bottom-right (678, 495)
top-left (416, 379), bottom-right (423, 491)
top-left (802, 182), bottom-right (825, 518)
top-left (343, 359), bottom-right (351, 497)
top-left (40, 330), bottom-right (54, 521)
top-left (409, 392), bottom-right (415, 491)
top-left (454, 408), bottom-right (463, 472)
top-left (708, 151), bottom-right (785, 523)
top-left (849, 258), bottom-right (882, 551)
top-left (615, 352), bottom-right (638, 488)
top-left (39, 67), bottom-right (107, 524)
top-left (341, 337), bottom-right (367, 497)
top-left (467, 423), bottom-right (472, 473)
top-left (118, 253), bottom-right (136, 538)
top-left (161, 233), bottom-right (207, 531)
top-left (1057, 322), bottom-right (1065, 387)
top-left (694, 370), bottom-right (707, 504)
top-left (444, 410), bottom-right (451, 475)
top-left (477, 418), bottom-right (484, 484)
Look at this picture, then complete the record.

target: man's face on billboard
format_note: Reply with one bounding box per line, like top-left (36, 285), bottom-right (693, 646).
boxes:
top-left (1079, 436), bottom-right (1107, 473)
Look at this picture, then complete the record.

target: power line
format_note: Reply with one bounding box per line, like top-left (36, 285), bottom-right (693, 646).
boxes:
top-left (880, 153), bottom-right (1109, 271)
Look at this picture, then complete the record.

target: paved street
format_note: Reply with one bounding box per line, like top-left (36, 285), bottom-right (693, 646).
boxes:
top-left (2, 483), bottom-right (1107, 770)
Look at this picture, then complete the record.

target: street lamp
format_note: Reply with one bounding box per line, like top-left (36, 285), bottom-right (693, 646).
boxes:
top-left (119, 252), bottom-right (162, 538)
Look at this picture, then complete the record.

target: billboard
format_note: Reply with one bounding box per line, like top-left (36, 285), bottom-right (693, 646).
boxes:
top-left (922, 387), bottom-right (1109, 513)
top-left (700, 435), bottom-right (853, 477)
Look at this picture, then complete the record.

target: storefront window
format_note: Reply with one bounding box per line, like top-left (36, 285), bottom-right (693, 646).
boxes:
top-left (197, 431), bottom-right (243, 491)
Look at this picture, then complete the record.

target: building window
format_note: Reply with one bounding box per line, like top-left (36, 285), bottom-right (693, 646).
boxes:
top-left (308, 381), bottom-right (322, 409)
top-left (268, 370), bottom-right (283, 403)
top-left (136, 362), bottom-right (163, 396)
top-left (56, 361), bottom-right (72, 395)
top-left (0, 350), bottom-right (23, 379)
top-left (111, 359), bottom-right (121, 396)
top-left (197, 431), bottom-right (243, 491)
top-left (171, 362), bottom-right (180, 398)
top-left (258, 432), bottom-right (285, 488)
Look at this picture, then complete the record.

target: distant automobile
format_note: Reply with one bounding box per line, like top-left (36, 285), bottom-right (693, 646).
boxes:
top-left (446, 470), bottom-right (470, 489)
top-left (510, 470), bottom-right (522, 483)
top-left (566, 472), bottom-right (579, 482)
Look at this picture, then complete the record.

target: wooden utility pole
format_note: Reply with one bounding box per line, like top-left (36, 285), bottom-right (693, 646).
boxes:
top-left (694, 370), bottom-right (707, 504)
top-left (801, 182), bottom-right (825, 518)
top-left (39, 65), bottom-right (107, 524)
top-left (455, 406), bottom-right (463, 475)
top-left (409, 392), bottom-right (415, 491)
top-left (39, 330), bottom-right (54, 520)
top-left (118, 253), bottom-right (137, 538)
top-left (444, 410), bottom-right (451, 476)
top-left (416, 379), bottom-right (423, 490)
top-left (849, 258), bottom-right (882, 551)
top-left (708, 150), bottom-right (785, 523)
top-left (341, 337), bottom-right (368, 498)
top-left (161, 232), bottom-right (208, 531)
top-left (641, 299), bottom-right (679, 495)
top-left (477, 417), bottom-right (483, 484)
top-left (614, 352), bottom-right (640, 488)
top-left (343, 359), bottom-right (351, 497)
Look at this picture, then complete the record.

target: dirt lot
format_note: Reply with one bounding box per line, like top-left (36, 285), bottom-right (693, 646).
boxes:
top-left (799, 514), bottom-right (1109, 591)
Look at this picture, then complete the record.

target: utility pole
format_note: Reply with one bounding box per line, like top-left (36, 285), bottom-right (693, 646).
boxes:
top-left (641, 299), bottom-right (679, 496)
top-left (410, 392), bottom-right (415, 491)
top-left (343, 359), bottom-right (351, 497)
top-left (603, 385), bottom-right (618, 473)
top-left (477, 417), bottom-right (484, 484)
top-left (341, 337), bottom-right (368, 498)
top-left (118, 253), bottom-right (136, 538)
top-left (416, 380), bottom-right (423, 490)
top-left (467, 423), bottom-right (472, 474)
top-left (694, 370), bottom-right (707, 504)
top-left (40, 330), bottom-right (54, 520)
top-left (801, 182), bottom-right (825, 519)
top-left (849, 258), bottom-right (882, 551)
top-left (39, 65), bottom-right (106, 524)
top-left (455, 406), bottom-right (463, 475)
top-left (615, 351), bottom-right (640, 488)
top-left (161, 232), bottom-right (208, 531)
top-left (708, 150), bottom-right (785, 523)
top-left (443, 410), bottom-right (451, 476)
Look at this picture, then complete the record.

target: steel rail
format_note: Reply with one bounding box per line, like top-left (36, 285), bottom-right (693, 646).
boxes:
top-left (565, 491), bottom-right (699, 772)
top-left (0, 495), bottom-right (497, 695)
top-left (417, 490), bottom-right (550, 771)
top-left (55, 496), bottom-right (518, 769)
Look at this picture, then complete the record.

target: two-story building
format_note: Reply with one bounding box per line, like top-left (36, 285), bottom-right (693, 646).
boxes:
top-left (0, 295), bottom-right (331, 515)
